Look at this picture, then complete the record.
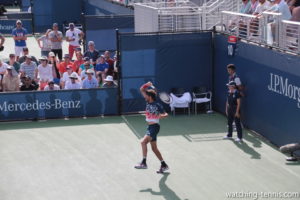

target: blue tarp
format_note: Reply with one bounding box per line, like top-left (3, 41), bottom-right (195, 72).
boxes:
top-left (85, 15), bottom-right (134, 51)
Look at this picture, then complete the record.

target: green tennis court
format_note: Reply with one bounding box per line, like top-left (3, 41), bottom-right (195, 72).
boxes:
top-left (0, 113), bottom-right (299, 200)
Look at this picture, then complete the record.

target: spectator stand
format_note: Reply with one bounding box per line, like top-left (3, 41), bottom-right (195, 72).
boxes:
top-left (220, 10), bottom-right (300, 55)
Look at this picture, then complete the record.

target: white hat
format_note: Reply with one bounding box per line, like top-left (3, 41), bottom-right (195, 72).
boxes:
top-left (86, 69), bottom-right (94, 74)
top-left (69, 72), bottom-right (78, 79)
top-left (7, 65), bottom-right (13, 70)
top-left (48, 52), bottom-right (55, 57)
top-left (88, 41), bottom-right (95, 46)
top-left (104, 75), bottom-right (113, 82)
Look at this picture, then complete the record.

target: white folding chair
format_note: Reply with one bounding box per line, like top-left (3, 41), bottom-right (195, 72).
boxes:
top-left (192, 87), bottom-right (212, 114)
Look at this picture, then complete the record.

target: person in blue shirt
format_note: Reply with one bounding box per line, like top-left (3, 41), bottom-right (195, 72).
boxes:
top-left (82, 69), bottom-right (98, 89)
top-left (12, 20), bottom-right (27, 61)
top-left (223, 81), bottom-right (243, 142)
top-left (135, 82), bottom-right (169, 173)
top-left (95, 55), bottom-right (109, 84)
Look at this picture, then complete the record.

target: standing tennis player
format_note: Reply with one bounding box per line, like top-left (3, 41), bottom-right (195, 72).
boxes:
top-left (135, 82), bottom-right (169, 173)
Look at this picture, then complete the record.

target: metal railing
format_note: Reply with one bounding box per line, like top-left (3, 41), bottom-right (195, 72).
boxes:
top-left (221, 11), bottom-right (263, 41)
top-left (134, 1), bottom-right (202, 32)
top-left (221, 10), bottom-right (300, 54)
top-left (280, 20), bottom-right (300, 53)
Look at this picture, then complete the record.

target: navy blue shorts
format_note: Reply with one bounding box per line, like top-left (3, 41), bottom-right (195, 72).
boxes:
top-left (146, 124), bottom-right (160, 141)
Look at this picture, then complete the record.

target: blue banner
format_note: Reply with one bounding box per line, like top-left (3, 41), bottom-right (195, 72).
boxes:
top-left (0, 88), bottom-right (118, 121)
top-left (0, 19), bottom-right (32, 34)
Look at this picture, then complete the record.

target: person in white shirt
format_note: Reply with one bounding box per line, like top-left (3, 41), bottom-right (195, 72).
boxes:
top-left (254, 0), bottom-right (271, 15)
top-left (37, 56), bottom-right (53, 90)
top-left (60, 65), bottom-right (80, 89)
top-left (270, 0), bottom-right (292, 20)
top-left (80, 62), bottom-right (95, 81)
top-left (65, 72), bottom-right (81, 90)
top-left (82, 69), bottom-right (98, 89)
top-left (65, 23), bottom-right (84, 60)
top-left (44, 81), bottom-right (60, 91)
top-left (0, 59), bottom-right (9, 75)
top-left (267, 0), bottom-right (292, 44)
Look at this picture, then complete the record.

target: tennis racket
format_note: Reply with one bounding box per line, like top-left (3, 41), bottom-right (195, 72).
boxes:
top-left (158, 92), bottom-right (172, 104)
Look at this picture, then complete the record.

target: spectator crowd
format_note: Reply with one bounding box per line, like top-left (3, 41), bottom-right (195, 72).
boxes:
top-left (239, 0), bottom-right (299, 21)
top-left (0, 20), bottom-right (118, 93)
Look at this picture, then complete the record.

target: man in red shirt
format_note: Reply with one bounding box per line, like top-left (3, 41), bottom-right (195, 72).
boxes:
top-left (104, 51), bottom-right (114, 68)
top-left (72, 51), bottom-right (84, 73)
top-left (58, 54), bottom-right (73, 77)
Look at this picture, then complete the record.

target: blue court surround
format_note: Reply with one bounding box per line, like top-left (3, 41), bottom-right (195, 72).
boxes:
top-left (84, 15), bottom-right (134, 52)
top-left (119, 32), bottom-right (213, 113)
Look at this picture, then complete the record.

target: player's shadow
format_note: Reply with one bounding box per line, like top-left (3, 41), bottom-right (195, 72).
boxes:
top-left (243, 131), bottom-right (262, 148)
top-left (140, 173), bottom-right (188, 200)
top-left (233, 141), bottom-right (261, 159)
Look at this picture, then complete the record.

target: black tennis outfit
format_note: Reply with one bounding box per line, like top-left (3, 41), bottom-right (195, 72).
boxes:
top-left (226, 90), bottom-right (243, 139)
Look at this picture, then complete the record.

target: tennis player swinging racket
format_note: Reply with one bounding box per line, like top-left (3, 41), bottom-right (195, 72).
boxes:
top-left (134, 82), bottom-right (169, 173)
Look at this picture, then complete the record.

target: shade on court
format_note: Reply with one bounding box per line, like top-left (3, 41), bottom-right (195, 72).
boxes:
top-left (0, 113), bottom-right (299, 200)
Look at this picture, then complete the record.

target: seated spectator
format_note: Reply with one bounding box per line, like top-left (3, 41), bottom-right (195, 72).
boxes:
top-left (104, 50), bottom-right (115, 77)
top-left (80, 62), bottom-right (95, 81)
top-left (102, 75), bottom-right (117, 88)
top-left (37, 56), bottom-right (53, 90)
top-left (48, 51), bottom-right (60, 84)
top-left (84, 41), bottom-right (99, 66)
top-left (37, 29), bottom-right (52, 57)
top-left (82, 69), bottom-right (98, 89)
top-left (65, 72), bottom-right (81, 89)
top-left (58, 54), bottom-right (74, 77)
top-left (0, 59), bottom-right (9, 76)
top-left (287, 0), bottom-right (300, 12)
top-left (20, 76), bottom-right (37, 91)
top-left (240, 0), bottom-right (251, 14)
top-left (269, 0), bottom-right (292, 20)
top-left (44, 81), bottom-right (60, 91)
top-left (253, 0), bottom-right (271, 15)
top-left (291, 5), bottom-right (300, 21)
top-left (60, 65), bottom-right (80, 89)
top-left (72, 51), bottom-right (84, 73)
top-left (18, 47), bottom-right (38, 65)
top-left (2, 66), bottom-right (20, 92)
top-left (0, 59), bottom-right (9, 90)
top-left (20, 55), bottom-right (38, 88)
top-left (249, 0), bottom-right (259, 14)
top-left (6, 53), bottom-right (20, 74)
top-left (95, 55), bottom-right (109, 84)
top-left (104, 50), bottom-right (114, 68)
top-left (78, 57), bottom-right (94, 74)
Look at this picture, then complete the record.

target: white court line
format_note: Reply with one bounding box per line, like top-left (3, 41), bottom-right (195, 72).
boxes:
top-left (121, 115), bottom-right (142, 139)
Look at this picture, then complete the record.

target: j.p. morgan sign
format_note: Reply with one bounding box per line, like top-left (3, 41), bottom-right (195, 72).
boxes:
top-left (268, 73), bottom-right (300, 108)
